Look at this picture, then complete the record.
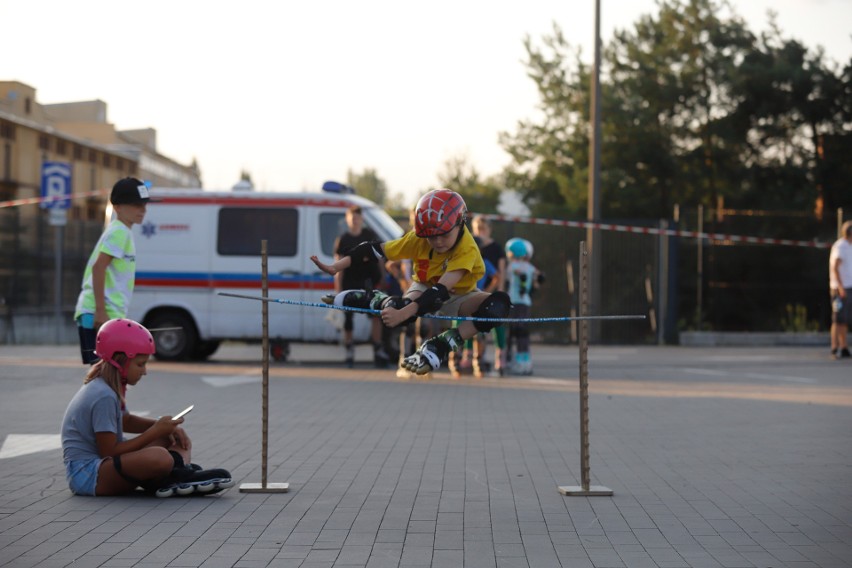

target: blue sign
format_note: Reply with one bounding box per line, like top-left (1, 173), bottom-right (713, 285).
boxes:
top-left (40, 162), bottom-right (72, 209)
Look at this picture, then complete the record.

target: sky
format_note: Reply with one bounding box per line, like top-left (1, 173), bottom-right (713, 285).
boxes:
top-left (4, 0), bottom-right (851, 204)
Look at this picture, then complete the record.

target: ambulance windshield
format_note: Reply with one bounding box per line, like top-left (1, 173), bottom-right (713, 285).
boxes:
top-left (364, 207), bottom-right (405, 241)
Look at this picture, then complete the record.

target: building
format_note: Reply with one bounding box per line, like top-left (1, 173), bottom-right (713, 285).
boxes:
top-left (0, 80), bottom-right (202, 343)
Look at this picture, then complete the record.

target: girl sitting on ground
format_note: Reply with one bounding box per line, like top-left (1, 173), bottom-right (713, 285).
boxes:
top-left (60, 318), bottom-right (233, 497)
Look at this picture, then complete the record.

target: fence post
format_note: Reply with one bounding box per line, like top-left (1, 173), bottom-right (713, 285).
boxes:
top-left (657, 219), bottom-right (669, 345)
top-left (696, 204), bottom-right (704, 330)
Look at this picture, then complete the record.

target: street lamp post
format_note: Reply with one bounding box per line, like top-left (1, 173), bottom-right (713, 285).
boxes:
top-left (587, 0), bottom-right (603, 341)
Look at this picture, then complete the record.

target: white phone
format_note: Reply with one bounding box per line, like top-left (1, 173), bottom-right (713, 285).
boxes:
top-left (172, 405), bottom-right (194, 420)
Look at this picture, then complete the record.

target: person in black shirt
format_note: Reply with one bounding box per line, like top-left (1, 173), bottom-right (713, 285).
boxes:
top-left (334, 206), bottom-right (388, 367)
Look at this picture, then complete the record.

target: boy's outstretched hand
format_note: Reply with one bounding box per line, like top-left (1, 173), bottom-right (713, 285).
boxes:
top-left (310, 255), bottom-right (338, 276)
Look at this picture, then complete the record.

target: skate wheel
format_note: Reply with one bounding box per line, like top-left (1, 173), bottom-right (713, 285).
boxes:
top-left (155, 486), bottom-right (177, 498)
top-left (176, 484), bottom-right (196, 496)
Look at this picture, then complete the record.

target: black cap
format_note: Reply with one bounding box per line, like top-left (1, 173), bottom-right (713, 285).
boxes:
top-left (110, 177), bottom-right (151, 205)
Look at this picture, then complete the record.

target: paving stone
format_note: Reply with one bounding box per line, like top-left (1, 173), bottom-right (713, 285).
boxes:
top-left (2, 344), bottom-right (851, 568)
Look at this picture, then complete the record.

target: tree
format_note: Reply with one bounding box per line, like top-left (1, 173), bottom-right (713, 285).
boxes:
top-left (347, 168), bottom-right (387, 205)
top-left (500, 0), bottom-right (852, 220)
top-left (436, 154), bottom-right (502, 214)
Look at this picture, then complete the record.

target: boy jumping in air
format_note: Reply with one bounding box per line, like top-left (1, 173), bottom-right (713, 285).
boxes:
top-left (310, 189), bottom-right (511, 375)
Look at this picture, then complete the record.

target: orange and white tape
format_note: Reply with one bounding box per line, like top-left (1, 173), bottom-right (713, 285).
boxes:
top-left (479, 213), bottom-right (832, 249)
top-left (0, 190), bottom-right (108, 209)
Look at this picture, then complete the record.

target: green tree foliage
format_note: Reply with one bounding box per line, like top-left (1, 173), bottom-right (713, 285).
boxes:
top-left (500, 0), bottom-right (852, 220)
top-left (347, 168), bottom-right (387, 205)
top-left (436, 154), bottom-right (502, 214)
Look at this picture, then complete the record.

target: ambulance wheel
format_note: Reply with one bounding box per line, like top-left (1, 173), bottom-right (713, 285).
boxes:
top-left (270, 341), bottom-right (289, 362)
top-left (148, 312), bottom-right (198, 361)
top-left (191, 341), bottom-right (220, 361)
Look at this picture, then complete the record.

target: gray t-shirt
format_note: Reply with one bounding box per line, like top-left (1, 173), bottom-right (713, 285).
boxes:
top-left (61, 377), bottom-right (124, 463)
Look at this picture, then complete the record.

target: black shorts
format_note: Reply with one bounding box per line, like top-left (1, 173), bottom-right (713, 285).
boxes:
top-left (832, 289), bottom-right (852, 325)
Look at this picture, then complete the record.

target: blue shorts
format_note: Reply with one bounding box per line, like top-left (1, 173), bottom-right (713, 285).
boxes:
top-left (65, 458), bottom-right (106, 496)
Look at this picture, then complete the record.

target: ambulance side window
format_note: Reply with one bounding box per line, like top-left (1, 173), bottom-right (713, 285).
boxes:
top-left (319, 212), bottom-right (346, 256)
top-left (218, 207), bottom-right (298, 256)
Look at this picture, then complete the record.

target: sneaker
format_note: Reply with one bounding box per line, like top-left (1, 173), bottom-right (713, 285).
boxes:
top-left (155, 467), bottom-right (234, 498)
top-left (841, 348), bottom-right (851, 359)
top-left (831, 348), bottom-right (839, 360)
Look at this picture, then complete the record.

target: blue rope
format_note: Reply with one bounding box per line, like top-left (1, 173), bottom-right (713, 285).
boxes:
top-left (218, 292), bottom-right (645, 323)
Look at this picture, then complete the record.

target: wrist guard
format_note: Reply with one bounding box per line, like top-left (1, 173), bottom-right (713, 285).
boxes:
top-left (345, 241), bottom-right (384, 266)
top-left (414, 283), bottom-right (450, 315)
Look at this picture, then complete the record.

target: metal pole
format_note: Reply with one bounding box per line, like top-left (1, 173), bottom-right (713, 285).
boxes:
top-left (559, 241), bottom-right (612, 496)
top-left (657, 220), bottom-right (669, 344)
top-left (240, 239), bottom-right (289, 493)
top-left (261, 240), bottom-right (269, 487)
top-left (696, 204), bottom-right (704, 329)
top-left (579, 242), bottom-right (590, 490)
top-left (586, 0), bottom-right (603, 342)
top-left (54, 225), bottom-right (63, 344)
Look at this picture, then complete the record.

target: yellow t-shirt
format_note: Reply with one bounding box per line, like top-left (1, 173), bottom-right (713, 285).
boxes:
top-left (383, 229), bottom-right (485, 294)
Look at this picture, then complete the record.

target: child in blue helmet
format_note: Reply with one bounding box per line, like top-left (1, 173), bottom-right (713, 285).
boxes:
top-left (60, 318), bottom-right (234, 497)
top-left (505, 238), bottom-right (543, 375)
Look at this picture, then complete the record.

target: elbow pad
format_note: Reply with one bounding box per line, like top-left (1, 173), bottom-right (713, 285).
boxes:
top-left (414, 283), bottom-right (450, 315)
top-left (537, 272), bottom-right (546, 285)
top-left (345, 241), bottom-right (384, 265)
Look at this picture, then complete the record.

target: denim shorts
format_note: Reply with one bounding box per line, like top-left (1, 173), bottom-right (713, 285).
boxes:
top-left (66, 458), bottom-right (106, 496)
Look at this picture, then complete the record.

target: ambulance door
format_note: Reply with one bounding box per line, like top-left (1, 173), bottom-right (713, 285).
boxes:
top-left (210, 204), bottom-right (304, 340)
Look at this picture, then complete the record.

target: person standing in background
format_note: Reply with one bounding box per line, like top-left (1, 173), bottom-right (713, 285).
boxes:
top-left (334, 206), bottom-right (387, 368)
top-left (829, 221), bottom-right (852, 360)
top-left (472, 216), bottom-right (507, 376)
top-left (505, 238), bottom-right (543, 375)
top-left (74, 177), bottom-right (151, 365)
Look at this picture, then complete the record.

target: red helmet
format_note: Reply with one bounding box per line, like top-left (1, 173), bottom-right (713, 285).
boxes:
top-left (95, 318), bottom-right (156, 377)
top-left (414, 189), bottom-right (467, 237)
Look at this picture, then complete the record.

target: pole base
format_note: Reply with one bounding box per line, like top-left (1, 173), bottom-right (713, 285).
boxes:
top-left (558, 485), bottom-right (613, 496)
top-left (239, 482), bottom-right (290, 493)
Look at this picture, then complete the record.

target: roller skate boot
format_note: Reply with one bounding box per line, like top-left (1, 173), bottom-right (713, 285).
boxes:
top-left (401, 329), bottom-right (462, 375)
top-left (321, 289), bottom-right (389, 311)
top-left (154, 467), bottom-right (235, 498)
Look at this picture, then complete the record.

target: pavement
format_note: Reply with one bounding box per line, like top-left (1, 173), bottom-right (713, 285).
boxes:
top-left (1, 342), bottom-right (851, 568)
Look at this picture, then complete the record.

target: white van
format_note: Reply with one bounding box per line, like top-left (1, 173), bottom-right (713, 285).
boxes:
top-left (128, 187), bottom-right (404, 361)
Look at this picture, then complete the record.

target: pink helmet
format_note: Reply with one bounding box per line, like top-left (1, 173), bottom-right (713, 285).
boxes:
top-left (95, 318), bottom-right (155, 376)
top-left (414, 189), bottom-right (467, 237)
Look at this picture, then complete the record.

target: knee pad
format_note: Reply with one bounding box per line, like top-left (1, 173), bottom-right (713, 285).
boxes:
top-left (112, 454), bottom-right (145, 487)
top-left (168, 450), bottom-right (185, 469)
top-left (472, 291), bottom-right (511, 333)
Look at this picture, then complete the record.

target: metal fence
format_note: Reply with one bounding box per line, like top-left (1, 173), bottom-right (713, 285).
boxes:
top-left (0, 205), bottom-right (840, 345)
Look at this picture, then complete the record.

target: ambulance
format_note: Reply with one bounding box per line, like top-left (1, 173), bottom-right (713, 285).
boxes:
top-left (127, 186), bottom-right (404, 361)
